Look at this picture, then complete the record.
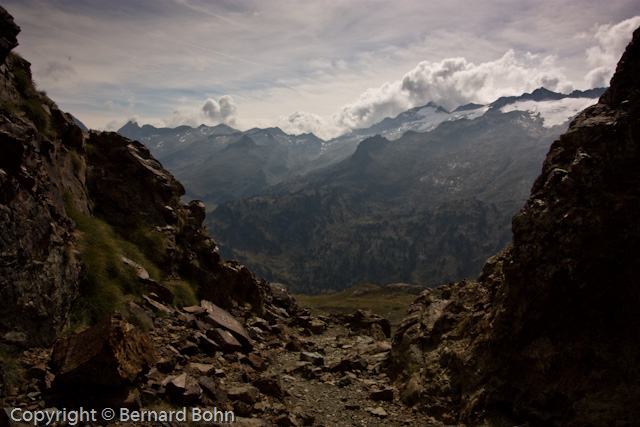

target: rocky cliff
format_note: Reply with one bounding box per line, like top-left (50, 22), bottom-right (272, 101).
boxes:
top-left (0, 6), bottom-right (275, 348)
top-left (390, 27), bottom-right (640, 426)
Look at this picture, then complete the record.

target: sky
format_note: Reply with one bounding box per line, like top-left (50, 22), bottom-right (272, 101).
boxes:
top-left (4, 0), bottom-right (640, 140)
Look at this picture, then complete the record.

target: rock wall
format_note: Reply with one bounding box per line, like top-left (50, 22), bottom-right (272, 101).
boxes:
top-left (390, 27), bottom-right (640, 426)
top-left (0, 6), bottom-right (276, 347)
top-left (0, 8), bottom-right (84, 346)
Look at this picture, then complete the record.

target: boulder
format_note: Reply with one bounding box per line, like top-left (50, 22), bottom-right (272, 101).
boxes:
top-left (334, 310), bottom-right (391, 339)
top-left (50, 314), bottom-right (156, 389)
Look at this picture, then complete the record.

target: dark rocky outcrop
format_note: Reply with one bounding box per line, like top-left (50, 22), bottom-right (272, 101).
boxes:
top-left (0, 7), bottom-right (19, 64)
top-left (0, 8), bottom-right (83, 346)
top-left (0, 5), bottom-right (276, 346)
top-left (390, 27), bottom-right (640, 426)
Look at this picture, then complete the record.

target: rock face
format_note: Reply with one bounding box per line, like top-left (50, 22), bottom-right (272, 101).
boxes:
top-left (390, 27), bottom-right (640, 426)
top-left (0, 7), bottom-right (83, 346)
top-left (0, 6), bottom-right (275, 347)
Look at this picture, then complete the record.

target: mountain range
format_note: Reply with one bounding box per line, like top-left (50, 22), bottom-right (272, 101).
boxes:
top-left (201, 88), bottom-right (604, 293)
top-left (117, 87), bottom-right (603, 211)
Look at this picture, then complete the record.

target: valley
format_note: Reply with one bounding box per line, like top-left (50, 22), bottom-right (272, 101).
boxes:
top-left (120, 89), bottom-right (604, 294)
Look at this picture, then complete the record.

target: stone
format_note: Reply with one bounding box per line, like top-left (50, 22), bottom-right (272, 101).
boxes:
top-left (207, 328), bottom-right (243, 353)
top-left (126, 302), bottom-right (155, 330)
top-left (178, 341), bottom-right (199, 356)
top-left (197, 375), bottom-right (217, 397)
top-left (285, 336), bottom-right (303, 352)
top-left (370, 387), bottom-right (394, 402)
top-left (163, 373), bottom-right (201, 404)
top-left (273, 413), bottom-right (299, 426)
top-left (227, 385), bottom-right (260, 404)
top-left (189, 362), bottom-right (215, 376)
top-left (183, 305), bottom-right (206, 316)
top-left (269, 283), bottom-right (298, 315)
top-left (369, 407), bottom-right (388, 418)
top-left (142, 295), bottom-right (173, 316)
top-left (253, 374), bottom-right (284, 400)
top-left (307, 319), bottom-right (328, 335)
top-left (50, 314), bottom-right (156, 389)
top-left (299, 351), bottom-right (324, 366)
top-left (337, 375), bottom-right (353, 387)
top-left (335, 309), bottom-right (391, 339)
top-left (240, 353), bottom-right (266, 371)
top-left (201, 300), bottom-right (253, 349)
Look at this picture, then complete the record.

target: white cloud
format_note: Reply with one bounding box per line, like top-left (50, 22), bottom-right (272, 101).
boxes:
top-left (6, 0), bottom-right (640, 136)
top-left (202, 95), bottom-right (237, 125)
top-left (276, 111), bottom-right (331, 138)
top-left (164, 96), bottom-right (238, 128)
top-left (585, 16), bottom-right (640, 87)
top-left (278, 49), bottom-right (574, 139)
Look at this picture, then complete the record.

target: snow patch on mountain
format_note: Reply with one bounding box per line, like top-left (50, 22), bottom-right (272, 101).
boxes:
top-left (500, 97), bottom-right (599, 127)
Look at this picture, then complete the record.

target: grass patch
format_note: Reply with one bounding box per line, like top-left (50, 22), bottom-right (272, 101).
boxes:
top-left (295, 283), bottom-right (420, 331)
top-left (165, 280), bottom-right (199, 308)
top-left (64, 194), bottom-right (164, 327)
top-left (126, 221), bottom-right (168, 266)
top-left (20, 98), bottom-right (49, 133)
top-left (0, 343), bottom-right (24, 395)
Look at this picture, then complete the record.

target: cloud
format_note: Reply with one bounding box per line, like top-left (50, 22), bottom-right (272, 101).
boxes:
top-left (278, 49), bottom-right (574, 139)
top-left (276, 111), bottom-right (330, 137)
top-left (584, 15), bottom-right (640, 87)
top-left (164, 95), bottom-right (238, 128)
top-left (202, 95), bottom-right (237, 125)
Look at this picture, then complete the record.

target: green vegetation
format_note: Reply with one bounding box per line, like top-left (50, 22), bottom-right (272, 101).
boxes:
top-left (20, 98), bottom-right (49, 133)
top-left (64, 194), bottom-right (163, 327)
top-left (62, 192), bottom-right (201, 330)
top-left (0, 343), bottom-right (24, 395)
top-left (5, 52), bottom-right (55, 137)
top-left (166, 280), bottom-right (199, 308)
top-left (69, 149), bottom-right (85, 175)
top-left (295, 283), bottom-right (420, 330)
top-left (126, 221), bottom-right (168, 266)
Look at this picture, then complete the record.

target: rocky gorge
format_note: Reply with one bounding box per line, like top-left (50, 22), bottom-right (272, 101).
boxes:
top-left (1, 5), bottom-right (640, 426)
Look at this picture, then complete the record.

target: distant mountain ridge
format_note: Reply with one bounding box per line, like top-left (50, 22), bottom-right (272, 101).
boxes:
top-left (118, 122), bottom-right (324, 208)
top-left (118, 87), bottom-right (605, 212)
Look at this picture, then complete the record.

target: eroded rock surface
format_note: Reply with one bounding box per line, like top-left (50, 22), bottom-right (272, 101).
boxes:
top-left (390, 27), bottom-right (640, 426)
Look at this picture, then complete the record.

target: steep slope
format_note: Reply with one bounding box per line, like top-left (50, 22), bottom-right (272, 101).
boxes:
top-left (389, 26), bottom-right (640, 426)
top-left (208, 106), bottom-right (566, 294)
top-left (0, 8), bottom-right (275, 348)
